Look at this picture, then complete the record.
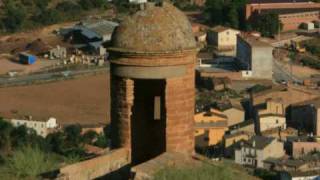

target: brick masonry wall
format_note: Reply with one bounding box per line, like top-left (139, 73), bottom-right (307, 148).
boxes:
top-left (111, 77), bottom-right (134, 149)
top-left (166, 63), bottom-right (195, 154)
top-left (58, 148), bottom-right (129, 180)
top-left (246, 3), bottom-right (320, 20)
top-left (111, 51), bottom-right (197, 162)
top-left (280, 12), bottom-right (320, 31)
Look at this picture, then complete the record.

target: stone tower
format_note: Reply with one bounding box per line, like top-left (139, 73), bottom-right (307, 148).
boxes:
top-left (109, 2), bottom-right (197, 165)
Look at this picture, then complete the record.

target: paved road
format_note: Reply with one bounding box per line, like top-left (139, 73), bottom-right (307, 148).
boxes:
top-left (273, 59), bottom-right (302, 84)
top-left (0, 66), bottom-right (110, 86)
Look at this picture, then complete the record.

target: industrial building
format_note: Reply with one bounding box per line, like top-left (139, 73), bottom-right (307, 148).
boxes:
top-left (246, 0), bottom-right (320, 31)
top-left (60, 20), bottom-right (119, 55)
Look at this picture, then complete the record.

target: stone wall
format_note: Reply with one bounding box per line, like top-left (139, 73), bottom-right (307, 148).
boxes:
top-left (57, 148), bottom-right (130, 180)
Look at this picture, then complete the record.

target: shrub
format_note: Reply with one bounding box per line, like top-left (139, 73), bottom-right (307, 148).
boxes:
top-left (301, 57), bottom-right (320, 69)
top-left (3, 145), bottom-right (60, 178)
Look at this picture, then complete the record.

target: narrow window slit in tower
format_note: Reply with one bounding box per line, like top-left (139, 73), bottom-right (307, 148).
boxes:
top-left (154, 96), bottom-right (161, 120)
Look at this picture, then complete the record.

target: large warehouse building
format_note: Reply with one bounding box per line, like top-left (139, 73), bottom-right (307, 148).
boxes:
top-left (246, 0), bottom-right (320, 31)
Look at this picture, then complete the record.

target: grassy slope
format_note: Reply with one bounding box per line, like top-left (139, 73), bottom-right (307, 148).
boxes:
top-left (154, 160), bottom-right (259, 180)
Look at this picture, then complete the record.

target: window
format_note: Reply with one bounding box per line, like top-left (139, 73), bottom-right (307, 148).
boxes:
top-left (276, 120), bottom-right (279, 124)
top-left (154, 96), bottom-right (161, 120)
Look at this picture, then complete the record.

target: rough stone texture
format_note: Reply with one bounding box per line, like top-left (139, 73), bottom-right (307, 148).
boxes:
top-left (57, 148), bottom-right (129, 180)
top-left (111, 2), bottom-right (196, 53)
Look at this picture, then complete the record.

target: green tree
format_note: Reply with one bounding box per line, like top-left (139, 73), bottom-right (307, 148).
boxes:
top-left (226, 5), bottom-right (239, 28)
top-left (79, 0), bottom-right (95, 10)
top-left (82, 130), bottom-right (98, 144)
top-left (205, 0), bottom-right (224, 25)
top-left (56, 1), bottom-right (82, 18)
top-left (0, 118), bottom-right (13, 155)
top-left (10, 125), bottom-right (28, 148)
top-left (34, 9), bottom-right (61, 25)
top-left (46, 132), bottom-right (65, 154)
top-left (2, 2), bottom-right (27, 32)
top-left (64, 124), bottom-right (82, 147)
top-left (94, 134), bottom-right (109, 148)
top-left (251, 13), bottom-right (282, 37)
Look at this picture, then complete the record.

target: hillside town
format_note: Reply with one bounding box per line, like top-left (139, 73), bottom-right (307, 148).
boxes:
top-left (1, 0), bottom-right (320, 179)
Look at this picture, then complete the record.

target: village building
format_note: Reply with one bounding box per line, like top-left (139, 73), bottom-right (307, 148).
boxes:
top-left (223, 131), bottom-right (254, 158)
top-left (255, 98), bottom-right (286, 133)
top-left (262, 127), bottom-right (298, 141)
top-left (245, 0), bottom-right (320, 31)
top-left (279, 170), bottom-right (320, 180)
top-left (214, 100), bottom-right (245, 127)
top-left (236, 34), bottom-right (273, 79)
top-left (228, 119), bottom-right (255, 135)
top-left (286, 136), bottom-right (320, 158)
top-left (250, 85), bottom-right (320, 117)
top-left (288, 97), bottom-right (320, 137)
top-left (194, 109), bottom-right (228, 147)
top-left (198, 76), bottom-right (231, 91)
top-left (303, 74), bottom-right (320, 89)
top-left (207, 26), bottom-right (240, 51)
top-left (235, 136), bottom-right (285, 168)
top-left (265, 153), bottom-right (320, 174)
top-left (10, 116), bottom-right (58, 137)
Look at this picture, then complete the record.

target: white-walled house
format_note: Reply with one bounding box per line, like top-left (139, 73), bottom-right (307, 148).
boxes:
top-left (11, 116), bottom-right (58, 137)
top-left (235, 136), bottom-right (285, 168)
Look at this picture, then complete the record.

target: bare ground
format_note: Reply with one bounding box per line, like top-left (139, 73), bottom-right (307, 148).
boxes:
top-left (0, 56), bottom-right (59, 75)
top-left (0, 73), bottom-right (110, 125)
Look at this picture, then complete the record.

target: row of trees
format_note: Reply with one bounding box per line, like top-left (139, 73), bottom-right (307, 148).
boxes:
top-left (0, 0), bottom-right (110, 33)
top-left (204, 0), bottom-right (282, 36)
top-left (204, 0), bottom-right (248, 29)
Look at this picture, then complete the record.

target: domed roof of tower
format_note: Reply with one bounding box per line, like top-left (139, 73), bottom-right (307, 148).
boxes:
top-left (111, 2), bottom-right (197, 53)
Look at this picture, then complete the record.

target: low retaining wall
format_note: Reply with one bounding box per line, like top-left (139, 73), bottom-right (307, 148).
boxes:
top-left (57, 148), bottom-right (130, 180)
